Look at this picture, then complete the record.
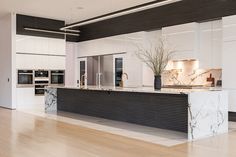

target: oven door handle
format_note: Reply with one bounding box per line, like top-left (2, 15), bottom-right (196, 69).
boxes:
top-left (18, 73), bottom-right (33, 75)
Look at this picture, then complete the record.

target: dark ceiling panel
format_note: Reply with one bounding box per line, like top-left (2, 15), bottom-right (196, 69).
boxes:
top-left (16, 14), bottom-right (66, 39)
top-left (16, 14), bottom-right (80, 42)
top-left (76, 0), bottom-right (236, 42)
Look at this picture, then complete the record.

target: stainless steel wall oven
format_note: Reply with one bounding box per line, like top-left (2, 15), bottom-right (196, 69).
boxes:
top-left (17, 69), bottom-right (65, 96)
top-left (50, 70), bottom-right (65, 85)
top-left (34, 70), bottom-right (50, 96)
top-left (35, 70), bottom-right (49, 78)
top-left (17, 70), bottom-right (34, 85)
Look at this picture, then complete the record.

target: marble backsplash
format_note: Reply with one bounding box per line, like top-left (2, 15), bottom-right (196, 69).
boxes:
top-left (162, 60), bottom-right (222, 86)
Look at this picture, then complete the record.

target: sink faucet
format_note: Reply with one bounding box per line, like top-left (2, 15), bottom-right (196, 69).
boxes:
top-left (120, 73), bottom-right (128, 87)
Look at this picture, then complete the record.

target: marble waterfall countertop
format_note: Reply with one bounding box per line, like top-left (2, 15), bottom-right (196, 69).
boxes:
top-left (45, 86), bottom-right (228, 141)
top-left (49, 85), bottom-right (222, 95)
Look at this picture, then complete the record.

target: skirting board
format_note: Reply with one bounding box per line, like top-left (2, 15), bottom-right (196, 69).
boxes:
top-left (0, 106), bottom-right (16, 110)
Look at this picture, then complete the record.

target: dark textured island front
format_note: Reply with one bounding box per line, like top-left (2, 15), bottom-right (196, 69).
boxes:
top-left (56, 88), bottom-right (189, 133)
top-left (45, 87), bottom-right (228, 140)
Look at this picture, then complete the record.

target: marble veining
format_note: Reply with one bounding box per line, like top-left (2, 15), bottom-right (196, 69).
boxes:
top-left (54, 85), bottom-right (221, 95)
top-left (45, 86), bottom-right (228, 141)
top-left (162, 60), bottom-right (222, 86)
top-left (45, 87), bottom-right (57, 112)
top-left (188, 91), bottom-right (228, 140)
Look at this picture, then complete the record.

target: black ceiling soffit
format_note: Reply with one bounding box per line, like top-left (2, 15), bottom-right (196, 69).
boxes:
top-left (16, 14), bottom-right (79, 42)
top-left (75, 0), bottom-right (236, 42)
top-left (16, 0), bottom-right (236, 42)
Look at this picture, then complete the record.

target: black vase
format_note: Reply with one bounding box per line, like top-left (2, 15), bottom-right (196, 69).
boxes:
top-left (154, 75), bottom-right (162, 90)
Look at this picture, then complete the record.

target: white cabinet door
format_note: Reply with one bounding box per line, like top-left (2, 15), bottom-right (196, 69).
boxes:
top-left (199, 22), bottom-right (212, 69)
top-left (222, 41), bottom-right (236, 89)
top-left (47, 56), bottom-right (66, 69)
top-left (223, 15), bottom-right (236, 112)
top-left (16, 54), bottom-right (65, 70)
top-left (48, 38), bottom-right (66, 55)
top-left (16, 35), bottom-right (34, 53)
top-left (16, 88), bottom-right (44, 108)
top-left (16, 35), bottom-right (66, 55)
top-left (222, 15), bottom-right (236, 89)
top-left (223, 15), bottom-right (236, 42)
top-left (40, 55), bottom-right (49, 69)
top-left (212, 20), bottom-right (222, 68)
top-left (162, 23), bottom-right (199, 60)
top-left (16, 54), bottom-right (41, 69)
top-left (16, 54), bottom-right (30, 69)
top-left (199, 20), bottom-right (222, 69)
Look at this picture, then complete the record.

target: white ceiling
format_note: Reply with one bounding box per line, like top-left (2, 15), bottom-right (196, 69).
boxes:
top-left (0, 0), bottom-right (155, 24)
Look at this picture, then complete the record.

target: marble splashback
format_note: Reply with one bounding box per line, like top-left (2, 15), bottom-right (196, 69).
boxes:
top-left (163, 60), bottom-right (222, 86)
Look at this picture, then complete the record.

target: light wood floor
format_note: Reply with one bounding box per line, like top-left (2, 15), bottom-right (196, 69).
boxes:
top-left (0, 108), bottom-right (236, 157)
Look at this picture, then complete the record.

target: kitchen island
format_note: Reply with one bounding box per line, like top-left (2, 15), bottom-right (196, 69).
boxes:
top-left (45, 86), bottom-right (228, 140)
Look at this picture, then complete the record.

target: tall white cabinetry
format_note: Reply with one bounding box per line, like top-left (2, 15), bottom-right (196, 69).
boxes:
top-left (16, 35), bottom-right (66, 109)
top-left (222, 15), bottom-right (236, 112)
top-left (162, 23), bottom-right (200, 60)
top-left (16, 35), bottom-right (66, 69)
top-left (199, 20), bottom-right (222, 69)
top-left (162, 21), bottom-right (222, 69)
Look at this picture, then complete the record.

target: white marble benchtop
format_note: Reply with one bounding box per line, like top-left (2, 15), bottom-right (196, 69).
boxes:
top-left (45, 86), bottom-right (228, 141)
top-left (48, 85), bottom-right (222, 95)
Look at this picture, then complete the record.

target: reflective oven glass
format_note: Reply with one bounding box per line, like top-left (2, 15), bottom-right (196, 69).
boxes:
top-left (35, 70), bottom-right (49, 78)
top-left (35, 85), bottom-right (48, 95)
top-left (50, 70), bottom-right (65, 85)
top-left (18, 70), bottom-right (33, 85)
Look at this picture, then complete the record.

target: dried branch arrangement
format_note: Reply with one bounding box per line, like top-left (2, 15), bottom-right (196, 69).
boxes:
top-left (136, 38), bottom-right (174, 76)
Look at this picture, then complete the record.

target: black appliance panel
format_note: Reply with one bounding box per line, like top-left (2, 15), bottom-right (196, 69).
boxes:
top-left (115, 58), bottom-right (123, 87)
top-left (35, 70), bottom-right (49, 78)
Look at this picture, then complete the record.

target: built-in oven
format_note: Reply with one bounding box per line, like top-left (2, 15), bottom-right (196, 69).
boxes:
top-left (35, 70), bottom-right (49, 78)
top-left (34, 80), bottom-right (49, 96)
top-left (35, 85), bottom-right (48, 95)
top-left (17, 70), bottom-right (34, 86)
top-left (34, 70), bottom-right (49, 96)
top-left (50, 70), bottom-right (65, 85)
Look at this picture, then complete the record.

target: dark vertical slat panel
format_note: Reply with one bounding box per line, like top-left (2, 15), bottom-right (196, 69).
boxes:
top-left (57, 89), bottom-right (188, 133)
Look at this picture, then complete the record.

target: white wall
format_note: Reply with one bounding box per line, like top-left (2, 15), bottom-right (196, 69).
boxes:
top-left (0, 13), bottom-right (16, 109)
top-left (65, 42), bottom-right (77, 86)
